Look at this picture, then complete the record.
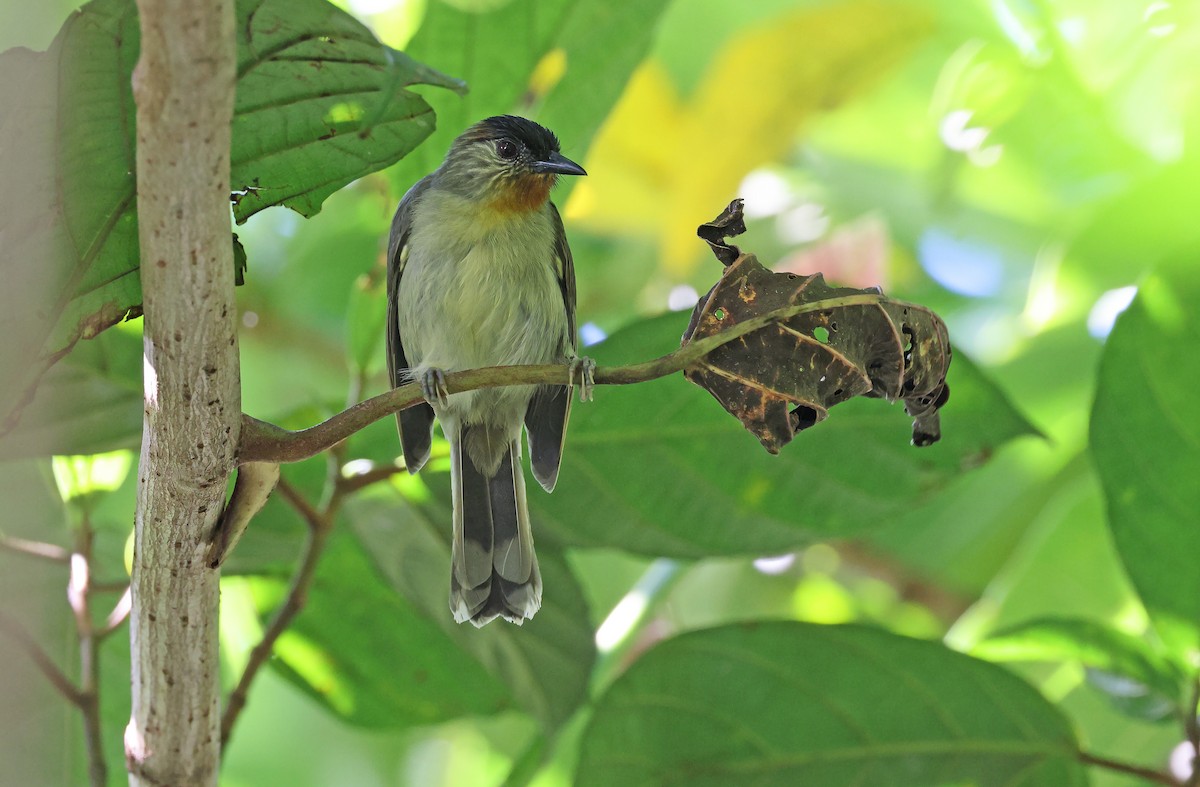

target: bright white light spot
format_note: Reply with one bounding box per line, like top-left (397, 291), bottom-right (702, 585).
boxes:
top-left (1057, 17), bottom-right (1086, 44)
top-left (579, 322), bottom-right (607, 347)
top-left (595, 589), bottom-right (648, 652)
top-left (753, 554), bottom-right (796, 575)
top-left (667, 284), bottom-right (699, 311)
top-left (1145, 1), bottom-right (1177, 36)
top-left (143, 350), bottom-right (159, 407)
top-left (1087, 286), bottom-right (1138, 339)
top-left (776, 202), bottom-right (829, 244)
top-left (350, 0), bottom-right (400, 13)
top-left (1170, 741), bottom-right (1195, 782)
top-left (241, 311), bottom-right (259, 328)
top-left (990, 0), bottom-right (1045, 60)
top-left (918, 229), bottom-right (1004, 297)
top-left (1024, 276), bottom-right (1058, 329)
top-left (940, 109), bottom-right (993, 155)
top-left (968, 143), bottom-right (1003, 168)
top-left (739, 170), bottom-right (793, 218)
top-left (68, 554), bottom-right (88, 614)
top-left (342, 458), bottom-right (375, 477)
top-left (124, 721), bottom-right (146, 762)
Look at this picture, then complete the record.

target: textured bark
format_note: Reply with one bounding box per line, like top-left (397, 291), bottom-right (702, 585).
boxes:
top-left (126, 1), bottom-right (237, 784)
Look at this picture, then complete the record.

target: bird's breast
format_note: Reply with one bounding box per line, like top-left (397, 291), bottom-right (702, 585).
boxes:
top-left (398, 202), bottom-right (569, 375)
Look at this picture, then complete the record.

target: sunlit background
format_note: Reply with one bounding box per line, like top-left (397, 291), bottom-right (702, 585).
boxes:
top-left (2, 0), bottom-right (1198, 783)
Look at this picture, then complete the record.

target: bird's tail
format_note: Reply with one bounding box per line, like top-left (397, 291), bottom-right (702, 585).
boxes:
top-left (449, 426), bottom-right (542, 626)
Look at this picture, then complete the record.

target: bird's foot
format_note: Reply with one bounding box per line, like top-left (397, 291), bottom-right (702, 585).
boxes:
top-left (568, 356), bottom-right (597, 402)
top-left (419, 368), bottom-right (450, 405)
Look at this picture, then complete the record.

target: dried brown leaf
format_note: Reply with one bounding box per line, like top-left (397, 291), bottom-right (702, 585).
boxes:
top-left (682, 201), bottom-right (951, 453)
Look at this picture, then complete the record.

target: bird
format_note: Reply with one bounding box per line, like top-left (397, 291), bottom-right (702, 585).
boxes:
top-left (386, 115), bottom-right (592, 627)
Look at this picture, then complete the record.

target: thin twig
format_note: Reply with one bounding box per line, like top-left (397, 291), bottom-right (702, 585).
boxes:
top-left (97, 586), bottom-right (133, 641)
top-left (220, 476), bottom-right (335, 748)
top-left (0, 610), bottom-right (82, 705)
top-left (71, 520), bottom-right (107, 787)
top-left (0, 534), bottom-right (71, 563)
top-left (338, 462), bottom-right (409, 494)
top-left (237, 294), bottom-right (886, 464)
top-left (1078, 750), bottom-right (1181, 786)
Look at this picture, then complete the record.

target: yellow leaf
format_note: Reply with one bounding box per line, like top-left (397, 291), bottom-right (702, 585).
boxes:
top-left (567, 0), bottom-right (932, 274)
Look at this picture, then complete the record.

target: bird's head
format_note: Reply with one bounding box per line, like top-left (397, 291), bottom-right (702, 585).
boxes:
top-left (438, 115), bottom-right (586, 212)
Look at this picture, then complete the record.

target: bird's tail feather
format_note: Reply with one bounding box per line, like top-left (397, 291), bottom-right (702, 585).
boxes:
top-left (450, 428), bottom-right (542, 626)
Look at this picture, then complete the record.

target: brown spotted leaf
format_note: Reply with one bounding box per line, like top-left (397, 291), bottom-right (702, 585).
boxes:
top-left (682, 202), bottom-right (951, 453)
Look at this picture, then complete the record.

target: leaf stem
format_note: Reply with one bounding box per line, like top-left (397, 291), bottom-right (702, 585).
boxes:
top-left (1078, 750), bottom-right (1181, 786)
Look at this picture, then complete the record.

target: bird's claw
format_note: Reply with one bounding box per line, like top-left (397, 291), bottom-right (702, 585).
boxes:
top-left (568, 356), bottom-right (597, 402)
top-left (420, 368), bottom-right (450, 405)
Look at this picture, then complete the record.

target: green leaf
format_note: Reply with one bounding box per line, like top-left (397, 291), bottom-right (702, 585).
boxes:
top-left (390, 0), bottom-right (672, 196)
top-left (1091, 262), bottom-right (1200, 653)
top-left (974, 617), bottom-right (1186, 722)
top-left (0, 327), bottom-right (142, 460)
top-left (0, 0), bottom-right (459, 428)
top-left (240, 473), bottom-right (595, 731)
top-left (349, 493), bottom-right (596, 730)
top-left (263, 528), bottom-right (511, 727)
top-left (577, 623), bottom-right (1085, 786)
top-left (229, 2), bottom-right (464, 222)
top-left (529, 312), bottom-right (1037, 557)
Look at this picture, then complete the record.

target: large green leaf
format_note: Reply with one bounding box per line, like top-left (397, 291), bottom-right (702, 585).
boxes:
top-left (235, 481), bottom-right (595, 731)
top-left (260, 528), bottom-right (511, 727)
top-left (0, 0), bottom-right (461, 430)
top-left (1091, 262), bottom-right (1200, 653)
top-left (577, 623), bottom-right (1086, 786)
top-left (0, 327), bottom-right (142, 460)
top-left (974, 618), bottom-right (1187, 723)
top-left (390, 0), bottom-right (671, 195)
top-left (349, 493), bottom-right (595, 730)
top-left (528, 311), bottom-right (1037, 557)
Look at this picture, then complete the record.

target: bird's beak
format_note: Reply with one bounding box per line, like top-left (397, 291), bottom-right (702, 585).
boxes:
top-left (532, 151), bottom-right (587, 177)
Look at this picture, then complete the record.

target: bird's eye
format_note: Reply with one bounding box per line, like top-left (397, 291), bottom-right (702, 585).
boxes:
top-left (496, 139), bottom-right (518, 160)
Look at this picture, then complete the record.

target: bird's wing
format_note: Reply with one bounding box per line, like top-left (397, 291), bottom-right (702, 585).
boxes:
top-left (525, 202), bottom-right (577, 493)
top-left (387, 175), bottom-right (436, 474)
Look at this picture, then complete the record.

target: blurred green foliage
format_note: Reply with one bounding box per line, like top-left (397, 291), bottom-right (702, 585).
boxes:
top-left (2, 0), bottom-right (1199, 785)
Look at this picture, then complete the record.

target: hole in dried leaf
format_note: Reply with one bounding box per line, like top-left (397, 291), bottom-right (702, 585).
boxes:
top-left (713, 307), bottom-right (727, 320)
top-left (830, 321), bottom-right (838, 332)
top-left (813, 326), bottom-right (830, 343)
top-left (790, 406), bottom-right (818, 432)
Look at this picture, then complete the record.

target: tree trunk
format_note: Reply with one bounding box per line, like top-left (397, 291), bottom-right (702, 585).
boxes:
top-left (126, 1), bottom-right (237, 784)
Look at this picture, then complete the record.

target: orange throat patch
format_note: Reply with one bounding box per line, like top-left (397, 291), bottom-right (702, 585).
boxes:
top-left (486, 174), bottom-right (555, 214)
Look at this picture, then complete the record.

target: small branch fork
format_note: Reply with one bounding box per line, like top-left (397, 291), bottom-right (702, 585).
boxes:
top-left (219, 377), bottom-right (364, 749)
top-left (0, 517), bottom-right (132, 787)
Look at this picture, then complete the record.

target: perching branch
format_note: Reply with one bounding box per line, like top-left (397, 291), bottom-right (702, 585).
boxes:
top-left (238, 295), bottom-right (887, 465)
